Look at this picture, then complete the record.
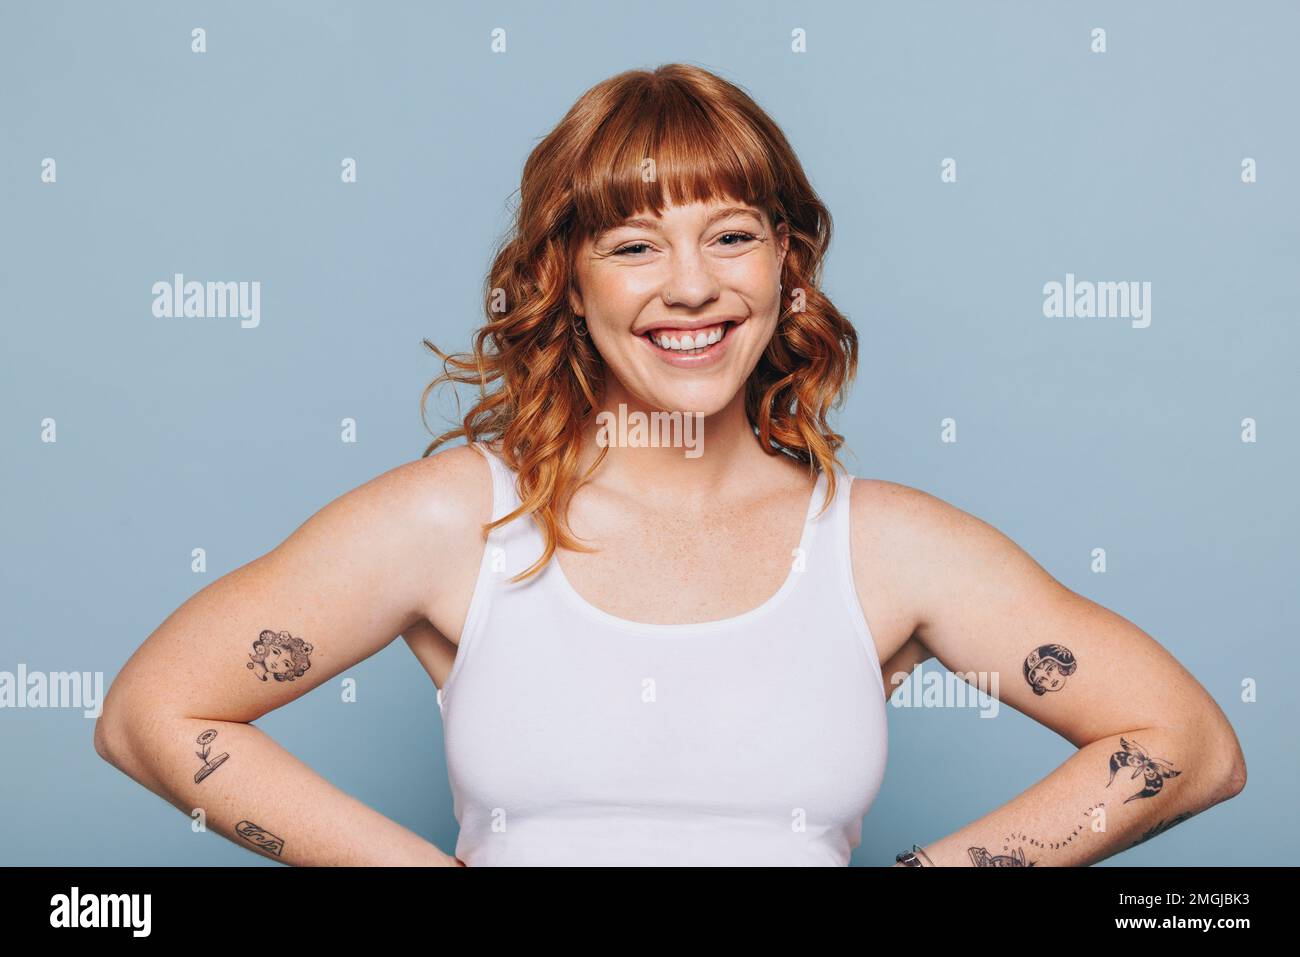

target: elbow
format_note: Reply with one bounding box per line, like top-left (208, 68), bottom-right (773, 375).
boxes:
top-left (94, 688), bottom-right (142, 770)
top-left (1205, 723), bottom-right (1247, 804)
top-left (1218, 750), bottom-right (1247, 802)
top-left (93, 708), bottom-right (126, 766)
top-left (94, 673), bottom-right (147, 768)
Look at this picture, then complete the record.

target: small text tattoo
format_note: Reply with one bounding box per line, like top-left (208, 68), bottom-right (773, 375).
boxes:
top-left (1002, 803), bottom-right (1105, 852)
top-left (246, 629), bottom-right (314, 682)
top-left (193, 729), bottom-right (229, 784)
top-left (1106, 737), bottom-right (1182, 803)
top-left (1023, 643), bottom-right (1078, 695)
top-left (1130, 812), bottom-right (1194, 848)
top-left (969, 845), bottom-right (1036, 867)
top-left (235, 820), bottom-right (285, 857)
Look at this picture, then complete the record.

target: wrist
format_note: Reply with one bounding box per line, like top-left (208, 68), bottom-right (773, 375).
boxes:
top-left (894, 844), bottom-right (938, 867)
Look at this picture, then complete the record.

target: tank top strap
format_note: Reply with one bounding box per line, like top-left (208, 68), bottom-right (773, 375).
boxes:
top-left (820, 464), bottom-right (887, 699)
top-left (827, 465), bottom-right (855, 543)
top-left (817, 464), bottom-right (858, 583)
top-left (472, 439), bottom-right (518, 520)
top-left (471, 440), bottom-right (549, 580)
top-left (793, 464), bottom-right (848, 583)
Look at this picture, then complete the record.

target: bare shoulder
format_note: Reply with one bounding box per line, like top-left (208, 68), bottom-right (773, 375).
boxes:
top-left (396, 442), bottom-right (493, 528)
top-left (376, 444), bottom-right (494, 577)
top-left (320, 443), bottom-right (491, 539)
top-left (844, 476), bottom-right (950, 556)
top-left (848, 476), bottom-right (1051, 566)
top-left (306, 444), bottom-right (493, 610)
top-left (848, 476), bottom-right (995, 542)
top-left (845, 477), bottom-right (1066, 650)
top-left (393, 444), bottom-right (496, 630)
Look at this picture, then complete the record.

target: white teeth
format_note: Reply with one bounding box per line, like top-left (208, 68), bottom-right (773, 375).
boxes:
top-left (649, 323), bottom-right (728, 352)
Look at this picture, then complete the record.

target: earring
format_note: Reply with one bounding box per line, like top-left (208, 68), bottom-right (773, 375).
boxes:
top-left (572, 315), bottom-right (588, 337)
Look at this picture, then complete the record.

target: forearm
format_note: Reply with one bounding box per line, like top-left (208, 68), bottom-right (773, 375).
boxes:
top-left (898, 725), bottom-right (1240, 867)
top-left (97, 713), bottom-right (459, 866)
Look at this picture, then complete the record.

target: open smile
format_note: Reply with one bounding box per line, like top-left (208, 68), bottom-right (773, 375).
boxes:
top-left (637, 320), bottom-right (739, 367)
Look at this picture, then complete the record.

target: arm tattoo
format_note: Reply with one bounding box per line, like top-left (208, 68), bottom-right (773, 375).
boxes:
top-left (235, 820), bottom-right (285, 857)
top-left (246, 629), bottom-right (314, 682)
top-left (1106, 737), bottom-right (1182, 803)
top-left (1130, 812), bottom-right (1194, 848)
top-left (193, 729), bottom-right (229, 784)
top-left (1023, 643), bottom-right (1078, 695)
top-left (969, 845), bottom-right (1036, 866)
top-left (1001, 803), bottom-right (1105, 853)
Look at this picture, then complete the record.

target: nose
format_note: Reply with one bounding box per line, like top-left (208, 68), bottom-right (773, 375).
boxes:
top-left (662, 248), bottom-right (721, 309)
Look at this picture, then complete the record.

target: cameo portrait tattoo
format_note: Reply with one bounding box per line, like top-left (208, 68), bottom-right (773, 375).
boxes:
top-left (1023, 643), bottom-right (1078, 695)
top-left (235, 820), bottom-right (285, 857)
top-left (246, 629), bottom-right (314, 682)
top-left (969, 845), bottom-right (1036, 867)
top-left (193, 729), bottom-right (229, 784)
top-left (1106, 737), bottom-right (1182, 803)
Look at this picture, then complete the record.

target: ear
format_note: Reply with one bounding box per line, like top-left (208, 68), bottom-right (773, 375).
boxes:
top-left (775, 221), bottom-right (790, 272)
top-left (566, 241), bottom-right (586, 316)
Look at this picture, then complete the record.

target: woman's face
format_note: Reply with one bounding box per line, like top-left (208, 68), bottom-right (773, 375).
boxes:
top-left (569, 196), bottom-right (788, 417)
top-left (265, 645), bottom-right (289, 674)
top-left (1030, 660), bottom-right (1064, 692)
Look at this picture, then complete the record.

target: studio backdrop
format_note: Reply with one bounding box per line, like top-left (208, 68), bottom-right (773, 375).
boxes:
top-left (1, 0), bottom-right (1294, 865)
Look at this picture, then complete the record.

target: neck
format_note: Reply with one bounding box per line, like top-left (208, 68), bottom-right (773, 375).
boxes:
top-left (575, 381), bottom-right (799, 506)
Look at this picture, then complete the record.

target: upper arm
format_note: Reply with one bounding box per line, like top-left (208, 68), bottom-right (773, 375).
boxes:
top-left (862, 480), bottom-right (1244, 776)
top-left (100, 445), bottom-right (489, 734)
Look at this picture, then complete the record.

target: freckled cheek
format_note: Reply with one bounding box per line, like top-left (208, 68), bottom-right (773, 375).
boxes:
top-left (585, 275), bottom-right (654, 333)
top-left (739, 257), bottom-right (776, 287)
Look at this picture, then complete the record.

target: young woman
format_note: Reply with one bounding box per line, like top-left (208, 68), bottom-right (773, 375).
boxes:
top-left (95, 64), bottom-right (1245, 867)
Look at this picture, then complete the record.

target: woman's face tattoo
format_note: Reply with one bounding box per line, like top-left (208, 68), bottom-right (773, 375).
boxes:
top-left (246, 629), bottom-right (315, 683)
top-left (1023, 643), bottom-right (1078, 696)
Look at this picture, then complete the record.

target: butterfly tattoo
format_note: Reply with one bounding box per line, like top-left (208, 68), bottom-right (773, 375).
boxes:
top-left (1106, 737), bottom-right (1182, 803)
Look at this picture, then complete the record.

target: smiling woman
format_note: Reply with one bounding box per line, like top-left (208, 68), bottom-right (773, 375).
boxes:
top-left (96, 62), bottom-right (1244, 870)
top-left (408, 63), bottom-right (1244, 866)
top-left (421, 64), bottom-right (858, 577)
top-left (410, 64), bottom-right (892, 865)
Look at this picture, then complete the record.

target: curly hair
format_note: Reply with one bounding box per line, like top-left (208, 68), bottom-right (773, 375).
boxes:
top-left (421, 63), bottom-right (859, 583)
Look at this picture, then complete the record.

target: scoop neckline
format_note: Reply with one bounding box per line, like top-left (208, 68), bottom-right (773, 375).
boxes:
top-left (548, 467), bottom-right (829, 636)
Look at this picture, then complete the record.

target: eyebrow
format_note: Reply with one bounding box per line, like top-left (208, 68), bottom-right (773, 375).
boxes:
top-left (607, 204), bottom-right (764, 233)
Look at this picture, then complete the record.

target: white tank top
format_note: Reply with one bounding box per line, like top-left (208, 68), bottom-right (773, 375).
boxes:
top-left (436, 440), bottom-right (889, 866)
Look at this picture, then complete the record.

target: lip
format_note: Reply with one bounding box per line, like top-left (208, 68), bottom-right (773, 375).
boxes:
top-left (636, 315), bottom-right (747, 336)
top-left (637, 319), bottom-right (737, 368)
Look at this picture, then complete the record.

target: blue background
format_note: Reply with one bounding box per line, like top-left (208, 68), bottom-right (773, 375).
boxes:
top-left (1, 0), bottom-right (1295, 865)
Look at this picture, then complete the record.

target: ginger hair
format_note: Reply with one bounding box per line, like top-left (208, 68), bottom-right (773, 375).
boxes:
top-left (421, 63), bottom-right (858, 582)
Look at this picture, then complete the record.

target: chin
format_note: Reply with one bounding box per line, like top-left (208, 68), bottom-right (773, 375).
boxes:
top-left (632, 382), bottom-right (739, 418)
